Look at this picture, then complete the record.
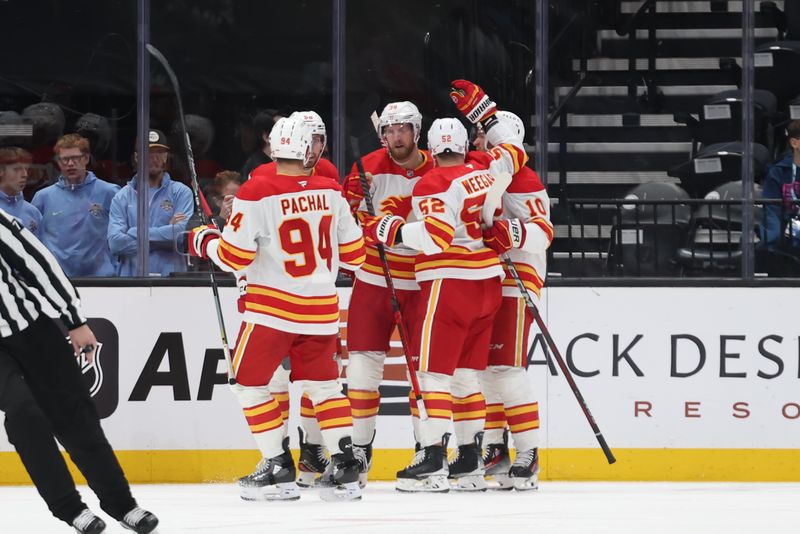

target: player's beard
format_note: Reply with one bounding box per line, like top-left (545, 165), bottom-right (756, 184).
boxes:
top-left (388, 143), bottom-right (414, 163)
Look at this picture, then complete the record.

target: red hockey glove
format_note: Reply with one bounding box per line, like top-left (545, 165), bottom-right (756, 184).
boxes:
top-left (188, 224), bottom-right (221, 259)
top-left (482, 219), bottom-right (526, 255)
top-left (236, 276), bottom-right (248, 313)
top-left (362, 214), bottom-right (404, 247)
top-left (344, 171), bottom-right (373, 211)
top-left (450, 79), bottom-right (497, 125)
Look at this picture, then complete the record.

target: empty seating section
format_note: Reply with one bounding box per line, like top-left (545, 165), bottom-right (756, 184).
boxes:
top-left (549, 0), bottom-right (796, 277)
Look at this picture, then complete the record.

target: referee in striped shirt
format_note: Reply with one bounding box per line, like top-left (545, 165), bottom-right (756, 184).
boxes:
top-left (0, 209), bottom-right (158, 533)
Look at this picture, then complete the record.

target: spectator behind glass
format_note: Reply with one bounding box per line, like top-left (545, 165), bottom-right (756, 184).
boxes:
top-left (32, 134), bottom-right (120, 277)
top-left (108, 130), bottom-right (194, 276)
top-left (764, 120), bottom-right (800, 249)
top-left (215, 170), bottom-right (242, 224)
top-left (0, 147), bottom-right (41, 235)
top-left (239, 109), bottom-right (282, 180)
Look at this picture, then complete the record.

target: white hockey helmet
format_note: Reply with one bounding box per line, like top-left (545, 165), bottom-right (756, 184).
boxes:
top-left (379, 101), bottom-right (422, 142)
top-left (427, 118), bottom-right (469, 157)
top-left (290, 110), bottom-right (327, 150)
top-left (269, 116), bottom-right (313, 165)
top-left (495, 110), bottom-right (526, 145)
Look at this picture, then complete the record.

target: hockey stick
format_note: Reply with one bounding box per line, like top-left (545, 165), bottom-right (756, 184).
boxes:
top-left (500, 255), bottom-right (616, 464)
top-left (482, 174), bottom-right (615, 464)
top-left (146, 43), bottom-right (236, 386)
top-left (351, 137), bottom-right (428, 421)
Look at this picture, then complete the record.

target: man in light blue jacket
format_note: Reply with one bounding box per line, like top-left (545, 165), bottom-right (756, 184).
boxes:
top-left (32, 134), bottom-right (119, 276)
top-left (0, 147), bottom-right (41, 235)
top-left (108, 130), bottom-right (194, 276)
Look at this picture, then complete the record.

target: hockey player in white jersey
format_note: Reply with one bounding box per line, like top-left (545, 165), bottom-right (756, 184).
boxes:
top-left (342, 101), bottom-right (434, 486)
top-left (480, 110), bottom-right (553, 491)
top-left (188, 116), bottom-right (366, 502)
top-left (361, 80), bottom-right (529, 492)
top-left (252, 110), bottom-right (340, 488)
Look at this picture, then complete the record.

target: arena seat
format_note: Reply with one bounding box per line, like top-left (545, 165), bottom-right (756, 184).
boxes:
top-left (607, 182), bottom-right (691, 276)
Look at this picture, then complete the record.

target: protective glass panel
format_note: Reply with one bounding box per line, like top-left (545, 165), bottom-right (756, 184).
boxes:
top-left (0, 0), bottom-right (135, 277)
top-left (548, 1), bottom-right (758, 279)
top-left (137, 0), bottom-right (334, 277)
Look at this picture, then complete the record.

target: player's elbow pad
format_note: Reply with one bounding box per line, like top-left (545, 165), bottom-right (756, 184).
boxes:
top-left (520, 220), bottom-right (554, 253)
top-left (401, 221), bottom-right (447, 255)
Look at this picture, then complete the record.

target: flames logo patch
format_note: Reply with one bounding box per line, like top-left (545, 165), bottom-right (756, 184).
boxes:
top-left (380, 195), bottom-right (412, 219)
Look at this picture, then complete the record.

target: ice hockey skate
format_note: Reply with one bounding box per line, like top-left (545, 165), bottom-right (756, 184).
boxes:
top-left (317, 437), bottom-right (363, 502)
top-left (509, 447), bottom-right (539, 491)
top-left (238, 438), bottom-right (300, 501)
top-left (448, 432), bottom-right (487, 491)
top-left (297, 427), bottom-right (330, 488)
top-left (72, 509), bottom-right (106, 534)
top-left (353, 431), bottom-right (374, 488)
top-left (396, 435), bottom-right (450, 493)
top-left (119, 506), bottom-right (159, 533)
top-left (483, 429), bottom-right (513, 490)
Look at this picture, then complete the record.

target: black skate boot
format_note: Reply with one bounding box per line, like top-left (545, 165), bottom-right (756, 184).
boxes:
top-left (353, 431), bottom-right (375, 489)
top-left (72, 509), bottom-right (106, 534)
top-left (238, 437), bottom-right (300, 501)
top-left (509, 447), bottom-right (539, 491)
top-left (483, 428), bottom-right (513, 490)
top-left (119, 507), bottom-right (159, 533)
top-left (448, 432), bottom-right (487, 491)
top-left (395, 433), bottom-right (450, 493)
top-left (318, 437), bottom-right (362, 502)
top-left (297, 426), bottom-right (330, 488)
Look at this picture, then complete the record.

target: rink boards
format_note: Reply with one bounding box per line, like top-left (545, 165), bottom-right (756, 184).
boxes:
top-left (1, 285), bottom-right (799, 483)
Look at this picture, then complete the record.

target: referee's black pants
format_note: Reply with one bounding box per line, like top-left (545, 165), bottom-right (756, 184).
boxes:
top-left (0, 316), bottom-right (136, 524)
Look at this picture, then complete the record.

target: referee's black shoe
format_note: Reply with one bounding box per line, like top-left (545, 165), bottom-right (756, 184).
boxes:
top-left (120, 506), bottom-right (159, 533)
top-left (72, 509), bottom-right (106, 534)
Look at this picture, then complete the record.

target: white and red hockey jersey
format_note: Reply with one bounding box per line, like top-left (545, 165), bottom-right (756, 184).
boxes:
top-left (343, 149), bottom-right (434, 290)
top-left (402, 142), bottom-right (528, 282)
top-left (206, 166), bottom-right (365, 335)
top-left (496, 165), bottom-right (553, 298)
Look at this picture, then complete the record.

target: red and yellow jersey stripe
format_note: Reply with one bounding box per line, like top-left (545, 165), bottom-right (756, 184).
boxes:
top-left (501, 261), bottom-right (544, 298)
top-left (409, 390), bottom-right (453, 420)
top-left (315, 397), bottom-right (353, 430)
top-left (348, 389), bottom-right (381, 419)
top-left (243, 398), bottom-right (283, 434)
top-left (506, 402), bottom-right (540, 434)
top-left (485, 403), bottom-right (507, 430)
top-left (452, 392), bottom-right (487, 422)
top-left (272, 391), bottom-right (290, 422)
top-left (415, 245), bottom-right (502, 281)
top-left (215, 239), bottom-right (257, 271)
top-left (300, 394), bottom-right (315, 418)
top-left (362, 246), bottom-right (417, 280)
top-left (489, 142), bottom-right (528, 174)
top-left (338, 236), bottom-right (366, 268)
top-left (423, 216), bottom-right (455, 252)
top-left (244, 284), bottom-right (340, 325)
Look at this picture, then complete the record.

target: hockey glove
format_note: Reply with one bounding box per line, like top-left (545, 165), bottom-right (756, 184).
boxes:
top-left (344, 171), bottom-right (373, 211)
top-left (236, 275), bottom-right (248, 313)
top-left (483, 219), bottom-right (526, 255)
top-left (450, 79), bottom-right (497, 125)
top-left (362, 214), bottom-right (404, 247)
top-left (188, 224), bottom-right (221, 259)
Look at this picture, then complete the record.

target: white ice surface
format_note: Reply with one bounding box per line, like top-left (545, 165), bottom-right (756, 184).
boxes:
top-left (0, 481), bottom-right (796, 533)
